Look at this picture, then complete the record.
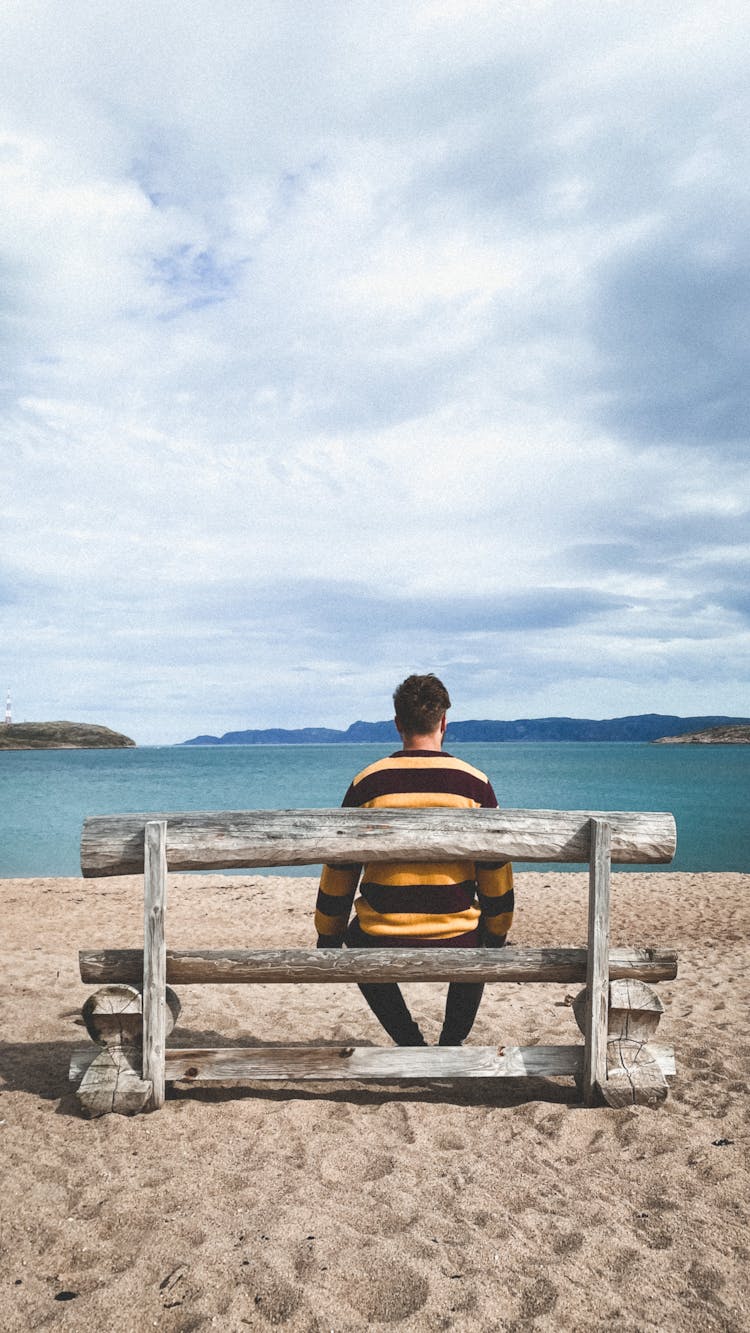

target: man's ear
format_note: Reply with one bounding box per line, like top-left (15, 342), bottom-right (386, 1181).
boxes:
top-left (394, 715), bottom-right (404, 736)
top-left (439, 713), bottom-right (447, 735)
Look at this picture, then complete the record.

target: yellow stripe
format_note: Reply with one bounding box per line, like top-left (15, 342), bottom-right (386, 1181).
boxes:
top-left (355, 902), bottom-right (480, 936)
top-left (315, 909), bottom-right (348, 935)
top-left (363, 791), bottom-right (481, 810)
top-left (319, 865), bottom-right (360, 897)
top-left (476, 864), bottom-right (514, 895)
top-left (351, 754), bottom-right (490, 784)
top-left (484, 913), bottom-right (513, 937)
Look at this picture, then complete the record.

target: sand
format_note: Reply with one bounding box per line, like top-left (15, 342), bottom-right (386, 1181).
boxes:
top-left (1, 870), bottom-right (748, 1332)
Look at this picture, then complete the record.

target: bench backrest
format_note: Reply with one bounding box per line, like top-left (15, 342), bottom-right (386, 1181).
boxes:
top-left (80, 807), bottom-right (677, 876)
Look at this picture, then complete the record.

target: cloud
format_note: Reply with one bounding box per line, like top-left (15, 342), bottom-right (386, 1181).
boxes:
top-left (590, 223), bottom-right (750, 450)
top-left (1, 1), bottom-right (749, 740)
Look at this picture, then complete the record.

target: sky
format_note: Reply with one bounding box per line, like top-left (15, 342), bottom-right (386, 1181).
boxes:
top-left (2, 0), bottom-right (749, 744)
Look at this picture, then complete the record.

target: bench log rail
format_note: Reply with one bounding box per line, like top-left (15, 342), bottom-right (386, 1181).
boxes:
top-left (71, 808), bottom-right (678, 1115)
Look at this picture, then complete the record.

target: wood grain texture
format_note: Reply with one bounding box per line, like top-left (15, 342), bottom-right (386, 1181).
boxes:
top-left (69, 1041), bottom-right (676, 1085)
top-left (142, 821), bottom-right (167, 1110)
top-left (81, 983), bottom-right (181, 1046)
top-left (582, 818), bottom-right (612, 1106)
top-left (607, 979), bottom-right (664, 1041)
top-left (573, 979), bottom-right (664, 1040)
top-left (75, 1044), bottom-right (151, 1117)
top-left (602, 1037), bottom-right (669, 1107)
top-left (78, 944), bottom-right (679, 986)
top-left (80, 807), bottom-right (677, 876)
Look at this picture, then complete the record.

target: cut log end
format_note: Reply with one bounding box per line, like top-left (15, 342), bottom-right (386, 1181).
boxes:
top-left (600, 1038), bottom-right (669, 1108)
top-left (75, 1045), bottom-right (153, 1117)
top-left (81, 984), bottom-right (181, 1046)
top-left (573, 979), bottom-right (664, 1041)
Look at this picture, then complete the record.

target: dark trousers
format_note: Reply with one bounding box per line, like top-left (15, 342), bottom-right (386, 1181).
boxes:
top-left (345, 919), bottom-right (484, 1046)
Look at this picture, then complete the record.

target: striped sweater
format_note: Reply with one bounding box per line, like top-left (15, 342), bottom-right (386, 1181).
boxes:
top-left (315, 749), bottom-right (514, 945)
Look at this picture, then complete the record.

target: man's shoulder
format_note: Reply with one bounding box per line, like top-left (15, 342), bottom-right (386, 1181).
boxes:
top-left (348, 750), bottom-right (489, 783)
top-left (343, 749), bottom-right (495, 806)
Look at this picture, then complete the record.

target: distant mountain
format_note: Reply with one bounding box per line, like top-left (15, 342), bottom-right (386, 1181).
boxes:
top-left (180, 713), bottom-right (750, 746)
top-left (0, 721), bottom-right (135, 750)
top-left (653, 724), bottom-right (750, 745)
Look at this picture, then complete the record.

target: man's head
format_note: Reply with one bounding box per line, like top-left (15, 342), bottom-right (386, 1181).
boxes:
top-left (393, 673), bottom-right (451, 742)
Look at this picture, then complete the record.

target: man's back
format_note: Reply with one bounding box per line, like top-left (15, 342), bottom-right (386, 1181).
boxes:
top-left (315, 747), bottom-right (513, 946)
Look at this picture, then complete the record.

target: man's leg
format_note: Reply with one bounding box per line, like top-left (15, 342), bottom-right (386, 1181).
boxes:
top-left (356, 982), bottom-right (427, 1046)
top-left (345, 920), bottom-right (426, 1045)
top-left (438, 982), bottom-right (485, 1046)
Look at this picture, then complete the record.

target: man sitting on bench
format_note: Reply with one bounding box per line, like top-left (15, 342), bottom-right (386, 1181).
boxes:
top-left (314, 673), bottom-right (514, 1046)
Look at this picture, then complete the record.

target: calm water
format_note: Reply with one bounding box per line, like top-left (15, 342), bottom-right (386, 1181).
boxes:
top-left (1, 742), bottom-right (747, 877)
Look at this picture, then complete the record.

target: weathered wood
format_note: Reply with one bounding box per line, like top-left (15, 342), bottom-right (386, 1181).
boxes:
top-left (601, 1037), bottom-right (669, 1107)
top-left (80, 807), bottom-right (678, 876)
top-left (82, 984), bottom-right (181, 1046)
top-left (69, 1042), bottom-right (677, 1085)
top-left (78, 944), bottom-right (678, 986)
top-left (143, 821), bottom-right (167, 1111)
top-left (573, 980), bottom-right (664, 1041)
top-left (73, 803), bottom-right (679, 1114)
top-left (608, 979), bottom-right (664, 1040)
top-left (75, 1045), bottom-right (152, 1117)
top-left (582, 818), bottom-right (611, 1106)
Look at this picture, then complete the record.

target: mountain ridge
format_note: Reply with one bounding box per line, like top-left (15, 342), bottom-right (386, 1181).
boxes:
top-left (180, 713), bottom-right (750, 746)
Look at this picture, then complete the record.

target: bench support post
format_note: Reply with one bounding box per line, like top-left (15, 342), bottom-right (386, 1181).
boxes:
top-left (582, 817), bottom-right (611, 1105)
top-left (143, 820), bottom-right (167, 1109)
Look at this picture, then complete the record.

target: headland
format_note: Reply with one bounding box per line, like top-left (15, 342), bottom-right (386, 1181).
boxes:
top-left (653, 724), bottom-right (750, 744)
top-left (0, 721), bottom-right (135, 750)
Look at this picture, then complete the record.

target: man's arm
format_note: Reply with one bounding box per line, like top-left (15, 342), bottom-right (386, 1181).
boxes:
top-left (476, 861), bottom-right (514, 946)
top-left (476, 778), bottom-right (513, 945)
top-left (314, 862), bottom-right (361, 947)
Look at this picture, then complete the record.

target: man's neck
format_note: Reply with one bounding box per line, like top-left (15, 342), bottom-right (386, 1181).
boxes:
top-left (398, 729), bottom-right (444, 752)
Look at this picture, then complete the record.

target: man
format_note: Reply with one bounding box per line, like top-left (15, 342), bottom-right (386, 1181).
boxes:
top-left (314, 673), bottom-right (514, 1046)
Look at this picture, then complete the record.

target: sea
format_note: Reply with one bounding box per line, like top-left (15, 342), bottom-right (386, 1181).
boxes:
top-left (0, 742), bottom-right (747, 877)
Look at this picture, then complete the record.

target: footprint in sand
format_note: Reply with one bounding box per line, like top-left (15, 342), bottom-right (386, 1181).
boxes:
top-left (239, 1259), bottom-right (303, 1326)
top-left (518, 1275), bottom-right (559, 1320)
top-left (346, 1258), bottom-right (429, 1324)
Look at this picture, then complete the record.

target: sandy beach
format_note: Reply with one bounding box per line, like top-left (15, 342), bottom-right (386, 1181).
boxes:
top-left (1, 869), bottom-right (748, 1331)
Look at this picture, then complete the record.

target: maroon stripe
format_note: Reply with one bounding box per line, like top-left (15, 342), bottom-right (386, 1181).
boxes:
top-left (316, 888), bottom-right (357, 918)
top-left (360, 880), bottom-right (476, 916)
top-left (477, 888), bottom-right (515, 918)
top-left (344, 765), bottom-right (496, 808)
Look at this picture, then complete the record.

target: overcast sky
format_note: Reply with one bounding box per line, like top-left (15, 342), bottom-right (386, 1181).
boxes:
top-left (3, 1), bottom-right (749, 743)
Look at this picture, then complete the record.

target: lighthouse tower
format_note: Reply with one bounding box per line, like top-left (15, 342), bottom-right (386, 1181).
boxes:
top-left (4, 691), bottom-right (11, 725)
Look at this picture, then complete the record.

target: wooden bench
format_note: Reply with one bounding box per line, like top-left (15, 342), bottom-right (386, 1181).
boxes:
top-left (70, 807), bottom-right (678, 1116)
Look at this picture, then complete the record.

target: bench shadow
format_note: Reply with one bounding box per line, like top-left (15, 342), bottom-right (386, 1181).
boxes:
top-left (0, 1039), bottom-right (85, 1116)
top-left (0, 1029), bottom-right (581, 1115)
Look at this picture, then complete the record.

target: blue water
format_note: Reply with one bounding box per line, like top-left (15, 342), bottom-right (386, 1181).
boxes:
top-left (0, 742), bottom-right (747, 877)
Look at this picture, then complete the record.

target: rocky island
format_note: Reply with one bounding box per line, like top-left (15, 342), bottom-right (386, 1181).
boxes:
top-left (653, 724), bottom-right (750, 745)
top-left (0, 721), bottom-right (135, 750)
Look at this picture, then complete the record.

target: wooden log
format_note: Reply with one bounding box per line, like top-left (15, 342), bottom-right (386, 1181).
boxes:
top-left (68, 1041), bottom-right (677, 1085)
top-left (81, 984), bottom-right (181, 1046)
top-left (78, 944), bottom-right (678, 986)
top-left (143, 821), bottom-right (167, 1111)
top-left (573, 979), bottom-right (664, 1041)
top-left (582, 818), bottom-right (611, 1106)
top-left (75, 1045), bottom-right (152, 1117)
top-left (80, 807), bottom-right (678, 876)
top-left (601, 1037), bottom-right (669, 1107)
top-left (608, 979), bottom-right (664, 1039)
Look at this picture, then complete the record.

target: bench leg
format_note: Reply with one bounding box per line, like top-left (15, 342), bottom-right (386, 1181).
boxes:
top-left (143, 820), bottom-right (168, 1110)
top-left (582, 817), bottom-right (611, 1105)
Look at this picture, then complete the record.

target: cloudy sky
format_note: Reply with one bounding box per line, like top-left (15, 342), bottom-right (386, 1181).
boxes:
top-left (2, 0), bottom-right (748, 743)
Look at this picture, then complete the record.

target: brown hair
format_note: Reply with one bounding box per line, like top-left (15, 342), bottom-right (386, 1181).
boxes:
top-left (393, 673), bottom-right (451, 736)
